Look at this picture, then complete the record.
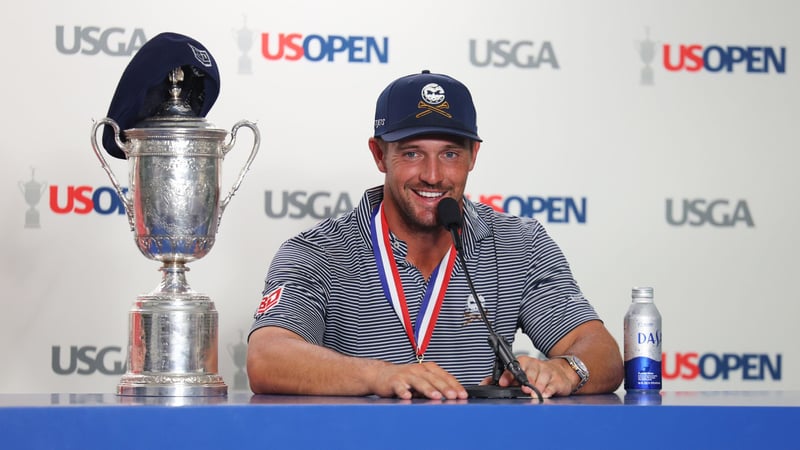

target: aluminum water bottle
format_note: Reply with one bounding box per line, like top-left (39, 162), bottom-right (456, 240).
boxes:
top-left (624, 287), bottom-right (662, 391)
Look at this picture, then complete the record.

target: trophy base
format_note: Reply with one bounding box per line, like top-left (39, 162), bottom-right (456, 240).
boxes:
top-left (118, 282), bottom-right (227, 397)
top-left (118, 373), bottom-right (227, 397)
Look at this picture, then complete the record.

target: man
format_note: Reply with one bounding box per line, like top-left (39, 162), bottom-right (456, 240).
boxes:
top-left (248, 70), bottom-right (623, 400)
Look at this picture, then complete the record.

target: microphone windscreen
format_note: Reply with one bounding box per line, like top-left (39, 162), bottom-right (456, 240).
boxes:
top-left (437, 197), bottom-right (463, 230)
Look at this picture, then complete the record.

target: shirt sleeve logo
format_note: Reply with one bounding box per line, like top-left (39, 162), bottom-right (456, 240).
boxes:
top-left (255, 286), bottom-right (283, 316)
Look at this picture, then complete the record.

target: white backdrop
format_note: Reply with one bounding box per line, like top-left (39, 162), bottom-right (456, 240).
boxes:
top-left (1, 0), bottom-right (797, 394)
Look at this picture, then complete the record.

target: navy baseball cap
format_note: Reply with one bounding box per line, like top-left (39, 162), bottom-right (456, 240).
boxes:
top-left (101, 32), bottom-right (220, 159)
top-left (373, 70), bottom-right (481, 143)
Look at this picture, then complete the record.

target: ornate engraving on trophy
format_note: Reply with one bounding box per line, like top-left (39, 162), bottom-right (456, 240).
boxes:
top-left (234, 15), bottom-right (254, 75)
top-left (91, 67), bottom-right (260, 396)
top-left (637, 27), bottom-right (657, 86)
top-left (19, 167), bottom-right (47, 228)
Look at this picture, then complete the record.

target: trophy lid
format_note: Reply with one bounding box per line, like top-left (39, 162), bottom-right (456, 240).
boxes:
top-left (130, 67), bottom-right (219, 131)
top-left (125, 67), bottom-right (229, 145)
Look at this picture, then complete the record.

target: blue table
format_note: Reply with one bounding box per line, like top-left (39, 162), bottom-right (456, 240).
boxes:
top-left (1, 391), bottom-right (797, 449)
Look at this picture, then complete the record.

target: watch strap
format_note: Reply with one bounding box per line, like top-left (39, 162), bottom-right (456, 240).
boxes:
top-left (553, 355), bottom-right (589, 393)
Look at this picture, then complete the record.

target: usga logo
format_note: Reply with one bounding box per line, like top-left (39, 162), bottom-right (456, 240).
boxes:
top-left (52, 345), bottom-right (126, 375)
top-left (469, 39), bottom-right (559, 69)
top-left (55, 25), bottom-right (147, 56)
top-left (264, 190), bottom-right (354, 219)
top-left (666, 198), bottom-right (754, 227)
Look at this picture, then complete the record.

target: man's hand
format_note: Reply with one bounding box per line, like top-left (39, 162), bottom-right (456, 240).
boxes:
top-left (479, 356), bottom-right (577, 399)
top-left (370, 361), bottom-right (469, 400)
top-left (249, 327), bottom-right (470, 399)
top-left (477, 321), bottom-right (625, 398)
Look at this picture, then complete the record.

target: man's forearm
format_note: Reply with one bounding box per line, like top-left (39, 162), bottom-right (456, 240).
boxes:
top-left (247, 326), bottom-right (386, 396)
top-left (548, 320), bottom-right (625, 394)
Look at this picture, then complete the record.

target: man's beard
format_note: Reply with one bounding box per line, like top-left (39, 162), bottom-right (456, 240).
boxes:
top-left (396, 195), bottom-right (440, 233)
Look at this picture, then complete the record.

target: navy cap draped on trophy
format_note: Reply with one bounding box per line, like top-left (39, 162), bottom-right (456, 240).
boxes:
top-left (89, 32), bottom-right (260, 396)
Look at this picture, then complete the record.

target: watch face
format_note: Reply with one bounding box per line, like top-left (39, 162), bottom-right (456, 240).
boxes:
top-left (573, 356), bottom-right (588, 373)
top-left (555, 355), bottom-right (588, 393)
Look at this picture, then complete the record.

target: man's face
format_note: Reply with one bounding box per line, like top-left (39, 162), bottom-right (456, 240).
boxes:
top-left (370, 134), bottom-right (480, 233)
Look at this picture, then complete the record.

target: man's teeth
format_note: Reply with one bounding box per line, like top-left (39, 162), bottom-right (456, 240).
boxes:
top-left (418, 191), bottom-right (443, 198)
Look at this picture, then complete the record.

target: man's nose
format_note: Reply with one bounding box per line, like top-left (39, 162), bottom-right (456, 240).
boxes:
top-left (419, 159), bottom-right (443, 184)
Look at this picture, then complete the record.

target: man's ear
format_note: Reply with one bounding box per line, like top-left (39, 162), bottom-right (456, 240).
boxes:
top-left (468, 141), bottom-right (481, 171)
top-left (368, 138), bottom-right (388, 173)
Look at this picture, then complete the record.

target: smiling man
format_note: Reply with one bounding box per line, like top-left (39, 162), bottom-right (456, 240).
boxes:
top-left (247, 71), bottom-right (623, 400)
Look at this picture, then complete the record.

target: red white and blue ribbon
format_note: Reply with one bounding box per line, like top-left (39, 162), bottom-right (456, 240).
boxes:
top-left (370, 202), bottom-right (456, 362)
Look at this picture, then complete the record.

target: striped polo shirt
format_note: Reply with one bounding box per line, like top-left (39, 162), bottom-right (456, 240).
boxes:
top-left (250, 185), bottom-right (599, 386)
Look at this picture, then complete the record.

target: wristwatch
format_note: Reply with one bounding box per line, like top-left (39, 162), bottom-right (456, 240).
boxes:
top-left (553, 355), bottom-right (590, 393)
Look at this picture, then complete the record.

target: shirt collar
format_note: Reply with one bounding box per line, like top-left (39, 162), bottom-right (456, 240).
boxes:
top-left (357, 186), bottom-right (490, 261)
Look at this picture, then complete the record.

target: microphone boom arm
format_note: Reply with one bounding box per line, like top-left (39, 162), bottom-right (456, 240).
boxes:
top-left (447, 226), bottom-right (544, 402)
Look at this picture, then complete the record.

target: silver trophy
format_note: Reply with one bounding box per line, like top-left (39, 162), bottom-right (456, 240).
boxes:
top-left (90, 67), bottom-right (260, 396)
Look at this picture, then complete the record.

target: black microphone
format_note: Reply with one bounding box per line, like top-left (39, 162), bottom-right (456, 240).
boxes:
top-left (437, 196), bottom-right (464, 250)
top-left (437, 198), bottom-right (543, 401)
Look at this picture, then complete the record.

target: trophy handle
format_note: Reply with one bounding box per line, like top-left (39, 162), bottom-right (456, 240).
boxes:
top-left (90, 118), bottom-right (135, 231)
top-left (218, 120), bottom-right (260, 229)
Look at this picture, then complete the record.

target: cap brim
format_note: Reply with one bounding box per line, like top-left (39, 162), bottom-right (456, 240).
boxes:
top-left (379, 126), bottom-right (482, 143)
